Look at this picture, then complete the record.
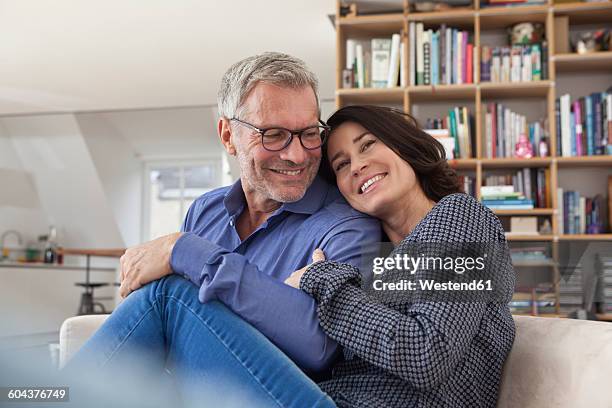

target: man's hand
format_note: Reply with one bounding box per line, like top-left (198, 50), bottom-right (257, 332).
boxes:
top-left (119, 232), bottom-right (183, 298)
top-left (284, 248), bottom-right (326, 289)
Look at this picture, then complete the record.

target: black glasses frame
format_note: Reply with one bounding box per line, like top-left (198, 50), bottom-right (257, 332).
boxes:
top-left (230, 117), bottom-right (330, 152)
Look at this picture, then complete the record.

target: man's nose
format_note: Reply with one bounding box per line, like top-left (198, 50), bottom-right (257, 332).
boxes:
top-left (278, 136), bottom-right (307, 164)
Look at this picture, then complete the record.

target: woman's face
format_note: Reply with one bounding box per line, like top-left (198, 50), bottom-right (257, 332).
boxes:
top-left (326, 121), bottom-right (420, 218)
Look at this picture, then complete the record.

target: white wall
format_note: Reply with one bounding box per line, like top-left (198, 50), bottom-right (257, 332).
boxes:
top-left (0, 114), bottom-right (124, 248)
top-left (0, 124), bottom-right (49, 245)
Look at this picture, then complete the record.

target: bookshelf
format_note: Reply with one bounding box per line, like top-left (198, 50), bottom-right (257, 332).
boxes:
top-left (334, 0), bottom-right (612, 318)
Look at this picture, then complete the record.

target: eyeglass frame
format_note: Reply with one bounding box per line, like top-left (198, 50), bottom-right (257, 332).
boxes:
top-left (229, 117), bottom-right (330, 152)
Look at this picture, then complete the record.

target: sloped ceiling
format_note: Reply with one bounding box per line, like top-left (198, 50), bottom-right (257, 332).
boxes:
top-left (0, 0), bottom-right (337, 115)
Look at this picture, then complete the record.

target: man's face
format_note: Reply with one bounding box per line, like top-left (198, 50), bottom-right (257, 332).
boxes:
top-left (232, 83), bottom-right (321, 204)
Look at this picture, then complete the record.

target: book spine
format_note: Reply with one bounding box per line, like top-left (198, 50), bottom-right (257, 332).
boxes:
top-left (492, 47), bottom-right (501, 83)
top-left (445, 27), bottom-right (452, 85)
top-left (574, 100), bottom-right (583, 156)
top-left (466, 43), bottom-right (473, 84)
top-left (416, 23), bottom-right (424, 85)
top-left (461, 31), bottom-right (468, 83)
top-left (387, 33), bottom-right (401, 88)
top-left (532, 44), bottom-right (541, 81)
top-left (492, 103), bottom-right (497, 158)
top-left (594, 93), bottom-right (603, 155)
top-left (560, 94), bottom-right (571, 157)
top-left (356, 43), bottom-right (365, 88)
top-left (541, 41), bottom-right (548, 80)
top-left (423, 31), bottom-right (431, 86)
top-left (371, 38), bottom-right (391, 88)
top-left (409, 23), bottom-right (416, 86)
top-left (440, 25), bottom-right (446, 85)
top-left (431, 30), bottom-right (439, 86)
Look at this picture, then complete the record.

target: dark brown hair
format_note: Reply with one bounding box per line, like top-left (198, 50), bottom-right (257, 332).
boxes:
top-left (322, 105), bottom-right (462, 202)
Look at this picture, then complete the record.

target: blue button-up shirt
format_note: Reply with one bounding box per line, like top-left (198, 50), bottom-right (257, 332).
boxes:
top-left (170, 175), bottom-right (381, 372)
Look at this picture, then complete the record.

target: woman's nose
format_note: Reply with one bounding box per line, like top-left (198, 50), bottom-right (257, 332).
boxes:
top-left (351, 160), bottom-right (367, 177)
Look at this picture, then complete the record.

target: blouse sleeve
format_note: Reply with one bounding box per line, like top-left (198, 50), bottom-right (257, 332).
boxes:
top-left (300, 194), bottom-right (514, 391)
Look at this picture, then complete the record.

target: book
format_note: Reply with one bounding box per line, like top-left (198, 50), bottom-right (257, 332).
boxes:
top-left (416, 23), bottom-right (424, 85)
top-left (371, 38), bottom-right (391, 88)
top-left (423, 30), bottom-right (431, 85)
top-left (387, 33), bottom-right (401, 88)
top-left (409, 22), bottom-right (416, 86)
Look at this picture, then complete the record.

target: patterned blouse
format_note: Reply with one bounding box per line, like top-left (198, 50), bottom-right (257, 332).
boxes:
top-left (300, 193), bottom-right (516, 408)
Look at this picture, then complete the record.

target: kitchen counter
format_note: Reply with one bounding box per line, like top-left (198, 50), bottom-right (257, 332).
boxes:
top-left (0, 261), bottom-right (115, 272)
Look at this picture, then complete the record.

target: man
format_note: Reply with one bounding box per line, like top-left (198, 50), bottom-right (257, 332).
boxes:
top-left (68, 52), bottom-right (380, 406)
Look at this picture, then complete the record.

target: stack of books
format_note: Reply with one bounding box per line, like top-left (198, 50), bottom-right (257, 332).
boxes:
top-left (511, 245), bottom-right (551, 263)
top-left (596, 255), bottom-right (612, 313)
top-left (559, 262), bottom-right (583, 314)
top-left (510, 286), bottom-right (556, 315)
top-left (483, 168), bottom-right (550, 209)
top-left (481, 44), bottom-right (547, 83)
top-left (409, 23), bottom-right (474, 86)
top-left (555, 92), bottom-right (612, 157)
top-left (557, 189), bottom-right (607, 235)
top-left (423, 106), bottom-right (474, 159)
top-left (344, 34), bottom-right (405, 89)
top-left (484, 103), bottom-right (548, 158)
top-left (480, 185), bottom-right (535, 210)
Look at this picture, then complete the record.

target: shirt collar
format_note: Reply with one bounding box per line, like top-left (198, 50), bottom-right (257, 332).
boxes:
top-left (223, 175), bottom-right (330, 218)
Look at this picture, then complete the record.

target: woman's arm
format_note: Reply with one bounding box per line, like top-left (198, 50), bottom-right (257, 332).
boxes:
top-left (300, 261), bottom-right (490, 391)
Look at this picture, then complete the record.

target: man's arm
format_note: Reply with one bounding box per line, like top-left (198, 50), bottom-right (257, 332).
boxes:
top-left (170, 216), bottom-right (381, 373)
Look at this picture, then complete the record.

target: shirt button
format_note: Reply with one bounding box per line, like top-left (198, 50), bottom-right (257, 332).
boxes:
top-left (229, 219), bottom-right (234, 227)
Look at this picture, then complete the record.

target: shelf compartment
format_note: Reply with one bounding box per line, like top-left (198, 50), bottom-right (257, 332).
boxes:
top-left (558, 234), bottom-right (612, 241)
top-left (337, 14), bottom-right (405, 36)
top-left (407, 9), bottom-right (475, 27)
top-left (480, 81), bottom-right (552, 98)
top-left (481, 157), bottom-right (552, 168)
top-left (506, 234), bottom-right (555, 241)
top-left (554, 52), bottom-right (612, 73)
top-left (409, 84), bottom-right (477, 101)
top-left (512, 259), bottom-right (556, 267)
top-left (553, 2), bottom-right (612, 24)
top-left (494, 208), bottom-right (555, 216)
top-left (336, 87), bottom-right (405, 104)
top-left (448, 158), bottom-right (478, 169)
top-left (479, 5), bottom-right (548, 29)
top-left (555, 155), bottom-right (612, 168)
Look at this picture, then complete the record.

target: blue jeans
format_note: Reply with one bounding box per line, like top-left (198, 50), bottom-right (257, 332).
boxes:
top-left (66, 274), bottom-right (336, 408)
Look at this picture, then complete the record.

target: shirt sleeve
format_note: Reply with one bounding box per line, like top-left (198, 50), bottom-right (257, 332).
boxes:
top-left (170, 215), bottom-right (381, 373)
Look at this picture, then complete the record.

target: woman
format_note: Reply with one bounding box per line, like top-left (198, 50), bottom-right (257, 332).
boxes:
top-left (286, 105), bottom-right (516, 408)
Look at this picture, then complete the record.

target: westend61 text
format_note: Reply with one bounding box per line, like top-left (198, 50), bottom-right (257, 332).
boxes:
top-left (372, 279), bottom-right (493, 292)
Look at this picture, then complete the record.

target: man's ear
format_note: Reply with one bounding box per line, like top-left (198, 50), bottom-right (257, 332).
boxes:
top-left (218, 117), bottom-right (236, 156)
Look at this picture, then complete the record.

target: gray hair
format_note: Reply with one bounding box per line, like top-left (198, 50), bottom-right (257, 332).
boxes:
top-left (217, 52), bottom-right (320, 119)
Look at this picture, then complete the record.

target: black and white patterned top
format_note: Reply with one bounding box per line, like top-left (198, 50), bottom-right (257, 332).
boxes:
top-left (300, 193), bottom-right (516, 408)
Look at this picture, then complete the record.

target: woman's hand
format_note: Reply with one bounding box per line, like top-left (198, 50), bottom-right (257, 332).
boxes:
top-left (284, 248), bottom-right (326, 289)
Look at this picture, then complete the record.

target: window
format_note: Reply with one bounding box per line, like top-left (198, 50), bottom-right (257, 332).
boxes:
top-left (143, 159), bottom-right (223, 240)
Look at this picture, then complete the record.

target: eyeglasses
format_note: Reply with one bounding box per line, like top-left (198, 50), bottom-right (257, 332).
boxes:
top-left (230, 117), bottom-right (330, 152)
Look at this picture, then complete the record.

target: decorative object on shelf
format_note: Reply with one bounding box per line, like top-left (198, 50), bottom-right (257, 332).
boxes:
top-left (509, 23), bottom-right (545, 46)
top-left (515, 134), bottom-right (534, 159)
top-left (573, 29), bottom-right (611, 54)
top-left (539, 219), bottom-right (552, 235)
top-left (538, 138), bottom-right (549, 158)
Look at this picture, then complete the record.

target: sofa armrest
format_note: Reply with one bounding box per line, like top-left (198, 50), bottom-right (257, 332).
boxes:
top-left (59, 314), bottom-right (110, 369)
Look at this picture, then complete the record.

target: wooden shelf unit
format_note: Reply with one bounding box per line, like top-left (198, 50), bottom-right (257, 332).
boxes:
top-left (334, 0), bottom-right (612, 318)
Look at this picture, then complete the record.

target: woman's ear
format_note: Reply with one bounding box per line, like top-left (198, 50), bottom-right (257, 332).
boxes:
top-left (218, 118), bottom-right (236, 156)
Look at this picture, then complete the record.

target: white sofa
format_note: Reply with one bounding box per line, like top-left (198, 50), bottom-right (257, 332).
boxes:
top-left (59, 315), bottom-right (612, 408)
